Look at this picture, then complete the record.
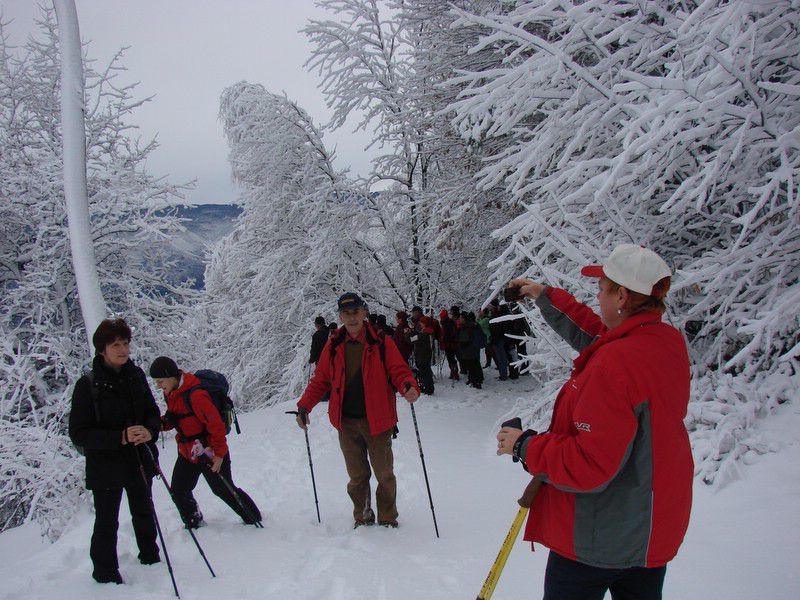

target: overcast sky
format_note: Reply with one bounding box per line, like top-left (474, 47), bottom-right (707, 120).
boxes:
top-left (1, 0), bottom-right (378, 204)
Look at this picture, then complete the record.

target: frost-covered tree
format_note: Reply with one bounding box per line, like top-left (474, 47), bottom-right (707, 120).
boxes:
top-left (205, 82), bottom-right (383, 407)
top-left (305, 0), bottom-right (447, 306)
top-left (449, 0), bottom-right (800, 485)
top-left (397, 0), bottom-right (521, 308)
top-left (0, 11), bottom-right (195, 537)
top-left (304, 0), bottom-right (520, 310)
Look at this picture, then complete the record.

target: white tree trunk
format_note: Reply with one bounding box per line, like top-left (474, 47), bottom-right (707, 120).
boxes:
top-left (53, 0), bottom-right (107, 349)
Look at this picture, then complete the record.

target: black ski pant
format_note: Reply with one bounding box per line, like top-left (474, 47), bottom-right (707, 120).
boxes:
top-left (543, 551), bottom-right (666, 600)
top-left (484, 345), bottom-right (493, 368)
top-left (463, 357), bottom-right (484, 385)
top-left (91, 481), bottom-right (158, 577)
top-left (444, 350), bottom-right (459, 379)
top-left (170, 453), bottom-right (261, 525)
top-left (416, 361), bottom-right (435, 394)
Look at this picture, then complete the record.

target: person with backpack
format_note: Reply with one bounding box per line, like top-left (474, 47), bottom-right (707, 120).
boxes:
top-left (309, 315), bottom-right (329, 366)
top-left (392, 310), bottom-right (413, 363)
top-left (410, 306), bottom-right (435, 395)
top-left (149, 356), bottom-right (261, 528)
top-left (438, 309), bottom-right (460, 381)
top-left (457, 311), bottom-right (485, 389)
top-left (69, 318), bottom-right (162, 585)
top-left (489, 301), bottom-right (512, 381)
top-left (295, 293), bottom-right (420, 528)
top-left (477, 308), bottom-right (493, 368)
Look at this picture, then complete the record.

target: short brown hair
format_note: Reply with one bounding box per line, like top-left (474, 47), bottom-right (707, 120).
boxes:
top-left (92, 318), bottom-right (132, 354)
top-left (608, 277), bottom-right (671, 315)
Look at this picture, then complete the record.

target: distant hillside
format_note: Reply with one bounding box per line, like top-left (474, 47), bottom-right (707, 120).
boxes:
top-left (159, 204), bottom-right (242, 289)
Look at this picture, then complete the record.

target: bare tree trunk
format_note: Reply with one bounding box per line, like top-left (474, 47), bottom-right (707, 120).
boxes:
top-left (53, 0), bottom-right (107, 349)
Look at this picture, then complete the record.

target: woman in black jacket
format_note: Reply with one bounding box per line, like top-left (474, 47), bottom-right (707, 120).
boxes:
top-left (69, 318), bottom-right (162, 584)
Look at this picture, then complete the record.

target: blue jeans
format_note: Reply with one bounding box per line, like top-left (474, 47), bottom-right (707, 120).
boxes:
top-left (492, 342), bottom-right (509, 378)
top-left (543, 551), bottom-right (666, 600)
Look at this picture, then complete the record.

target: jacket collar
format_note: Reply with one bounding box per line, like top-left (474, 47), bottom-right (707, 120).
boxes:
top-left (331, 322), bottom-right (382, 349)
top-left (573, 311), bottom-right (663, 375)
top-left (92, 355), bottom-right (137, 381)
top-left (170, 372), bottom-right (200, 398)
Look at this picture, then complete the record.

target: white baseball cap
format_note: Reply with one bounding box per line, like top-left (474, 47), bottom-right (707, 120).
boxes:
top-left (581, 244), bottom-right (671, 296)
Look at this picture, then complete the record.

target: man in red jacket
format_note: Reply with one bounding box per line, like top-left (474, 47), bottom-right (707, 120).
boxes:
top-left (497, 244), bottom-right (693, 600)
top-left (150, 357), bottom-right (261, 528)
top-left (296, 293), bottom-right (420, 528)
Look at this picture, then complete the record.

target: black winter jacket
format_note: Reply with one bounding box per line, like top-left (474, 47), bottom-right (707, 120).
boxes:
top-left (411, 324), bottom-right (433, 366)
top-left (458, 322), bottom-right (484, 360)
top-left (69, 357), bottom-right (161, 489)
top-left (489, 307), bottom-right (511, 346)
top-left (309, 328), bottom-right (329, 365)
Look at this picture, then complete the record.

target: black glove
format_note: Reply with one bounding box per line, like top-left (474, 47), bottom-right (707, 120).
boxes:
top-left (297, 407), bottom-right (308, 426)
top-left (162, 411), bottom-right (177, 429)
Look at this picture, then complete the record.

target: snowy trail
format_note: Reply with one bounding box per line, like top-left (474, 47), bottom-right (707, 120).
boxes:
top-left (2, 376), bottom-right (799, 599)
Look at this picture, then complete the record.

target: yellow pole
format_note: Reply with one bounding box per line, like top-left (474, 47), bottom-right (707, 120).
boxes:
top-left (476, 478), bottom-right (543, 600)
top-left (476, 506), bottom-right (529, 600)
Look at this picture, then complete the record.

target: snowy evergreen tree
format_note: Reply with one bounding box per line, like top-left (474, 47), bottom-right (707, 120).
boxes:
top-left (0, 11), bottom-right (195, 537)
top-left (205, 82), bottom-right (382, 408)
top-left (449, 0), bottom-right (800, 484)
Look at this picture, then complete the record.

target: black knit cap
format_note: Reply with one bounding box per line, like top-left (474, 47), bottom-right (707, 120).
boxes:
top-left (337, 292), bottom-right (366, 312)
top-left (149, 356), bottom-right (180, 379)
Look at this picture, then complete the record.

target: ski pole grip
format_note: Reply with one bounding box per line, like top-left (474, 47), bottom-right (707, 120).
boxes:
top-left (501, 417), bottom-right (522, 429)
top-left (518, 478), bottom-right (543, 509)
top-left (285, 409), bottom-right (307, 424)
top-left (501, 417), bottom-right (523, 462)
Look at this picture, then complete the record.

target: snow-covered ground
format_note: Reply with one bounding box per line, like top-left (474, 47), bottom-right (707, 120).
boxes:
top-left (2, 375), bottom-right (799, 599)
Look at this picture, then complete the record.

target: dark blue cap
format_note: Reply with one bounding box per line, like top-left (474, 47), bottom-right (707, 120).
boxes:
top-left (337, 292), bottom-right (367, 312)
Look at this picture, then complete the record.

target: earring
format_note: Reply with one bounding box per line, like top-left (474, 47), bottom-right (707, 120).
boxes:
top-left (617, 309), bottom-right (622, 315)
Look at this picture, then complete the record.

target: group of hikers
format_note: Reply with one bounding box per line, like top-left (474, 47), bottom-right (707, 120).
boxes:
top-left (69, 324), bottom-right (261, 585)
top-left (310, 301), bottom-right (531, 395)
top-left (70, 244), bottom-right (693, 600)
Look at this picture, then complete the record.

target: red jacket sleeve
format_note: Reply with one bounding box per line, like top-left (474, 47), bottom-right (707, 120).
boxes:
top-left (299, 340), bottom-right (333, 412)
top-left (523, 355), bottom-right (637, 493)
top-left (191, 388), bottom-right (229, 458)
top-left (535, 287), bottom-right (607, 352)
top-left (383, 336), bottom-right (420, 394)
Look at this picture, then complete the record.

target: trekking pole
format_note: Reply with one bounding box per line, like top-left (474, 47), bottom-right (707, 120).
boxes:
top-left (286, 409), bottom-right (321, 523)
top-left (142, 445), bottom-right (217, 577)
top-left (476, 478), bottom-right (543, 600)
top-left (209, 465), bottom-right (264, 528)
top-left (408, 399), bottom-right (440, 538)
top-left (133, 446), bottom-right (181, 598)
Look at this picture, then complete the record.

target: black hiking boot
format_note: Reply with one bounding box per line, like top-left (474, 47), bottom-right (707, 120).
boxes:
top-left (355, 506), bottom-right (376, 528)
top-left (93, 570), bottom-right (123, 584)
top-left (184, 509), bottom-right (204, 530)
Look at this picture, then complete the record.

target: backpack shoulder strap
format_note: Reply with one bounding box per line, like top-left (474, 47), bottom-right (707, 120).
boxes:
top-left (329, 328), bottom-right (346, 365)
top-left (378, 331), bottom-right (387, 365)
top-left (182, 385), bottom-right (201, 417)
top-left (85, 370), bottom-right (101, 422)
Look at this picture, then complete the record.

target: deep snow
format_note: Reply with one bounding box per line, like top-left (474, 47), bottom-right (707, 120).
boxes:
top-left (1, 375), bottom-right (799, 599)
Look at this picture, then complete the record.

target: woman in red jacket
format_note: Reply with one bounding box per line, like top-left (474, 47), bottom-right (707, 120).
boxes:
top-left (497, 244), bottom-right (693, 600)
